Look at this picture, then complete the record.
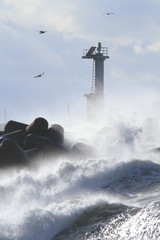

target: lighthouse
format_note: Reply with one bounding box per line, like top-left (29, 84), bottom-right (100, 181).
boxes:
top-left (82, 42), bottom-right (109, 123)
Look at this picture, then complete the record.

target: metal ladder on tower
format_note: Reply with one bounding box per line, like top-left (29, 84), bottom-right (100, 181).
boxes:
top-left (91, 60), bottom-right (95, 93)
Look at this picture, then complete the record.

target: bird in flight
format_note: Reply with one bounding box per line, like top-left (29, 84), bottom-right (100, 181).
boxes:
top-left (103, 12), bottom-right (114, 15)
top-left (33, 72), bottom-right (44, 78)
top-left (38, 30), bottom-right (47, 34)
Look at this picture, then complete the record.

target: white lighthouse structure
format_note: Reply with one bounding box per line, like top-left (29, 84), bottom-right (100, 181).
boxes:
top-left (82, 42), bottom-right (109, 123)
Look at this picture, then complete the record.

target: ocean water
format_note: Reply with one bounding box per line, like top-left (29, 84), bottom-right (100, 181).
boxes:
top-left (1, 118), bottom-right (160, 240)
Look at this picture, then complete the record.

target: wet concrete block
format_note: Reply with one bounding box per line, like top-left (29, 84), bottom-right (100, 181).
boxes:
top-left (2, 130), bottom-right (27, 149)
top-left (0, 139), bottom-right (28, 167)
top-left (47, 124), bottom-right (64, 146)
top-left (26, 117), bottom-right (48, 136)
top-left (4, 120), bottom-right (28, 134)
top-left (24, 133), bottom-right (53, 149)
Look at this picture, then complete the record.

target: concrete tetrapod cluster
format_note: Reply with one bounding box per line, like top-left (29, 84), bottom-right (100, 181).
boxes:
top-left (0, 117), bottom-right (94, 168)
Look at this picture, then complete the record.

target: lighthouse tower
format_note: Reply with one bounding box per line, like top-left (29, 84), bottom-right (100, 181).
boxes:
top-left (82, 42), bottom-right (109, 123)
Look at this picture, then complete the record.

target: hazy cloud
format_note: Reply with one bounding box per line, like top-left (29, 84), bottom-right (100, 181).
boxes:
top-left (1, 0), bottom-right (160, 123)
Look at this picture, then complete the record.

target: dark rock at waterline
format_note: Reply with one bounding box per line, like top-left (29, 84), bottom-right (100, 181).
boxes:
top-left (0, 131), bottom-right (4, 136)
top-left (1, 130), bottom-right (27, 149)
top-left (47, 124), bottom-right (64, 145)
top-left (24, 133), bottom-right (54, 150)
top-left (0, 116), bottom-right (96, 167)
top-left (4, 120), bottom-right (28, 134)
top-left (24, 148), bottom-right (42, 161)
top-left (24, 133), bottom-right (69, 160)
top-left (26, 117), bottom-right (49, 136)
top-left (0, 117), bottom-right (55, 167)
top-left (0, 118), bottom-right (48, 167)
top-left (0, 139), bottom-right (28, 167)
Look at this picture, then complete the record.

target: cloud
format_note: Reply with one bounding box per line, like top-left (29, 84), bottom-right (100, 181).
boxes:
top-left (145, 42), bottom-right (160, 54)
top-left (1, 0), bottom-right (160, 124)
top-left (133, 41), bottom-right (160, 55)
top-left (1, 0), bottom-right (160, 45)
top-left (1, 0), bottom-right (77, 35)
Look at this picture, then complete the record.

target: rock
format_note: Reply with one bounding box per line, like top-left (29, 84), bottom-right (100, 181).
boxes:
top-left (1, 130), bottom-right (27, 149)
top-left (0, 139), bottom-right (28, 167)
top-left (24, 133), bottom-right (53, 149)
top-left (47, 124), bottom-right (64, 146)
top-left (26, 117), bottom-right (49, 136)
top-left (4, 120), bottom-right (28, 133)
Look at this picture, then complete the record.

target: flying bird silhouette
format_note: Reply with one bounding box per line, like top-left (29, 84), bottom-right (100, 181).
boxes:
top-left (103, 12), bottom-right (114, 15)
top-left (33, 72), bottom-right (44, 78)
top-left (38, 30), bottom-right (47, 34)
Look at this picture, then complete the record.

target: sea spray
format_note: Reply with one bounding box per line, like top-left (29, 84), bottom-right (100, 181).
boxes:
top-left (0, 118), bottom-right (160, 239)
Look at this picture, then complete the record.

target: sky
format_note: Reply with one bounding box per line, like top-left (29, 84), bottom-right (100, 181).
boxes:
top-left (1, 0), bottom-right (160, 126)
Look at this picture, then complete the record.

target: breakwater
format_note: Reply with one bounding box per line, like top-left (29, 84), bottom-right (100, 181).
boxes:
top-left (0, 117), bottom-right (93, 168)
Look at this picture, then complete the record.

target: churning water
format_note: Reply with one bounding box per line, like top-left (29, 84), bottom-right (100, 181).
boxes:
top-left (1, 117), bottom-right (160, 240)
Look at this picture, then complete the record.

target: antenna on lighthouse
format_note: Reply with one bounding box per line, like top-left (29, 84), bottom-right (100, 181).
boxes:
top-left (82, 42), bottom-right (109, 123)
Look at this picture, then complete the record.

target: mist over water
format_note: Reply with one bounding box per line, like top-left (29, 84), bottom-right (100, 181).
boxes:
top-left (1, 103), bottom-right (160, 240)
